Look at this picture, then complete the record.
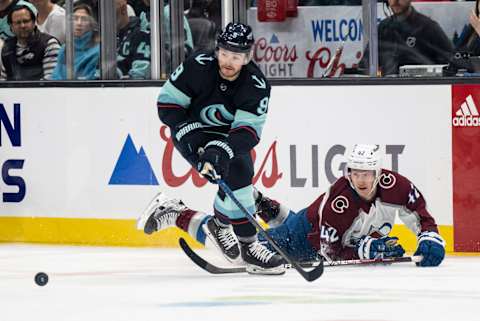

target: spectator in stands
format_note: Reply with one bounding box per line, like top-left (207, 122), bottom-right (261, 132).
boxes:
top-left (72, 0), bottom-right (97, 20)
top-left (0, 1), bottom-right (60, 80)
top-left (455, 0), bottom-right (480, 56)
top-left (0, 0), bottom-right (21, 40)
top-left (115, 0), bottom-right (150, 79)
top-left (187, 0), bottom-right (217, 53)
top-left (204, 0), bottom-right (221, 35)
top-left (137, 0), bottom-right (194, 58)
top-left (51, 3), bottom-right (99, 80)
top-left (374, 0), bottom-right (454, 75)
top-left (30, 0), bottom-right (66, 43)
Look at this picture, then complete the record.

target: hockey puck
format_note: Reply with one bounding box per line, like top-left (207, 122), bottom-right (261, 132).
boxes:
top-left (34, 272), bottom-right (49, 286)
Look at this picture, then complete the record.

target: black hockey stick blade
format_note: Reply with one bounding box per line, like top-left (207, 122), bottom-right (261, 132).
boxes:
top-left (179, 237), bottom-right (247, 274)
top-left (180, 237), bottom-right (321, 275)
top-left (216, 178), bottom-right (324, 282)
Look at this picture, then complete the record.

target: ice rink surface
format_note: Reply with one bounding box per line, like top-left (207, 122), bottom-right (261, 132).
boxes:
top-left (1, 243), bottom-right (479, 321)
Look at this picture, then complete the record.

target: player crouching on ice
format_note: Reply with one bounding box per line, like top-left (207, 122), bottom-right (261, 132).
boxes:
top-left (137, 144), bottom-right (446, 270)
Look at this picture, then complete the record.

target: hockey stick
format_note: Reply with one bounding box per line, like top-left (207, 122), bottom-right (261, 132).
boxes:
top-left (179, 237), bottom-right (414, 275)
top-left (215, 178), bottom-right (324, 282)
top-left (180, 238), bottom-right (247, 274)
top-left (326, 256), bottom-right (414, 266)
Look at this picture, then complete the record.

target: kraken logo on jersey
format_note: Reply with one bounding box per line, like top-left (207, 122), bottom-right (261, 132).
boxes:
top-left (378, 173), bottom-right (396, 189)
top-left (200, 104), bottom-right (234, 126)
top-left (331, 195), bottom-right (349, 214)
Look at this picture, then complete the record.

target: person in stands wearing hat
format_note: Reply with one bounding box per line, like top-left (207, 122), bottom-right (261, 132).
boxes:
top-left (0, 1), bottom-right (60, 80)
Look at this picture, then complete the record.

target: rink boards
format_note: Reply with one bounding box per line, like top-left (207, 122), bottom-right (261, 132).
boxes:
top-left (0, 84), bottom-right (479, 252)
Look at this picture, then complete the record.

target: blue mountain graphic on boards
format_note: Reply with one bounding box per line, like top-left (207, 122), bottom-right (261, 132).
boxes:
top-left (109, 134), bottom-right (159, 185)
top-left (270, 34), bottom-right (279, 44)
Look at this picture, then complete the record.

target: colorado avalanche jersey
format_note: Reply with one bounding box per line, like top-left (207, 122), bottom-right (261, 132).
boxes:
top-left (157, 51), bottom-right (271, 154)
top-left (305, 169), bottom-right (439, 260)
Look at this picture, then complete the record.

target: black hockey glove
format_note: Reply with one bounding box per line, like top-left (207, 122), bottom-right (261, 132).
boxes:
top-left (197, 140), bottom-right (235, 183)
top-left (172, 121), bottom-right (206, 165)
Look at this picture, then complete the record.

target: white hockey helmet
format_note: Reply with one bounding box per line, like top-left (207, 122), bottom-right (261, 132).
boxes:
top-left (346, 144), bottom-right (382, 176)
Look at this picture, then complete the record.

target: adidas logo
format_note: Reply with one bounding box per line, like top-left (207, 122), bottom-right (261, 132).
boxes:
top-left (453, 94), bottom-right (480, 127)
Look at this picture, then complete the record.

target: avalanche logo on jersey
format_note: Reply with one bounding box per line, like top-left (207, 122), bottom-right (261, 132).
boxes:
top-left (331, 195), bottom-right (349, 214)
top-left (200, 104), bottom-right (234, 126)
top-left (408, 183), bottom-right (420, 204)
top-left (379, 173), bottom-right (396, 189)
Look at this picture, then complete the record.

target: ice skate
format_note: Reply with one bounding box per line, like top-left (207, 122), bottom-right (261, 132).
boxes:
top-left (241, 240), bottom-right (286, 275)
top-left (254, 189), bottom-right (288, 227)
top-left (202, 217), bottom-right (241, 263)
top-left (255, 189), bottom-right (280, 218)
top-left (137, 192), bottom-right (187, 234)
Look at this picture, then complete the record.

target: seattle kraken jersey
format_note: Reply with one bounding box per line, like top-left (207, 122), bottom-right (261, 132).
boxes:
top-left (117, 17), bottom-right (150, 79)
top-left (157, 51), bottom-right (271, 154)
top-left (305, 169), bottom-right (439, 260)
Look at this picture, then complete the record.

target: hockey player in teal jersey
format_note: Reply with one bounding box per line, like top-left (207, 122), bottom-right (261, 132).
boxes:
top-left (138, 22), bottom-right (286, 275)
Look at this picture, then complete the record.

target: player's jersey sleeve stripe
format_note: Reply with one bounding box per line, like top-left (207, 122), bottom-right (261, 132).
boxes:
top-left (231, 109), bottom-right (266, 138)
top-left (157, 102), bottom-right (184, 110)
top-left (157, 80), bottom-right (191, 109)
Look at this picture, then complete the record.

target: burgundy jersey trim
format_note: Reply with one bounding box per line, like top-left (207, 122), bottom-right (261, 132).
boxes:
top-left (157, 102), bottom-right (184, 110)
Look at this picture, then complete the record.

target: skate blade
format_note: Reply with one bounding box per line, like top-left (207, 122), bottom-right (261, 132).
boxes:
top-left (245, 265), bottom-right (286, 275)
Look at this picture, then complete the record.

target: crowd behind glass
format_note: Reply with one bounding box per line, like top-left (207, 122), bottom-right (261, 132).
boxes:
top-left (0, 0), bottom-right (478, 81)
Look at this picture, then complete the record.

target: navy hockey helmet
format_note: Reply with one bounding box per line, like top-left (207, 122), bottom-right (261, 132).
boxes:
top-left (217, 22), bottom-right (254, 54)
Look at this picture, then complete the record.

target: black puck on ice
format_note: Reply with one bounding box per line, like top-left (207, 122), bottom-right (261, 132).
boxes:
top-left (35, 272), bottom-right (49, 286)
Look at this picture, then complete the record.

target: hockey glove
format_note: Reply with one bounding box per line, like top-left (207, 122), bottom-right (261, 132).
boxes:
top-left (356, 236), bottom-right (405, 260)
top-left (197, 140), bottom-right (234, 183)
top-left (172, 121), bottom-right (206, 164)
top-left (413, 231), bottom-right (445, 267)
